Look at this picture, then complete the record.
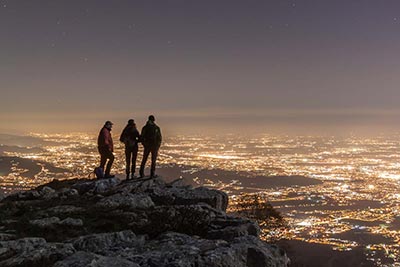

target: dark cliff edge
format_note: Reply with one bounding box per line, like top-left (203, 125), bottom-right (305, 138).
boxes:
top-left (0, 176), bottom-right (289, 267)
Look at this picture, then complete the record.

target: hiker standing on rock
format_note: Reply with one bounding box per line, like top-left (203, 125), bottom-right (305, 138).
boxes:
top-left (139, 115), bottom-right (162, 178)
top-left (97, 120), bottom-right (115, 178)
top-left (120, 119), bottom-right (140, 180)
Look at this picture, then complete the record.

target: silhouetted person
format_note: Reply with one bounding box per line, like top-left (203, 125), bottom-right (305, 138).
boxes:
top-left (97, 121), bottom-right (115, 178)
top-left (120, 119), bottom-right (140, 180)
top-left (139, 115), bottom-right (162, 178)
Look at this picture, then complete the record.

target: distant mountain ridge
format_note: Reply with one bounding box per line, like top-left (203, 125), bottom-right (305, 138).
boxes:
top-left (0, 133), bottom-right (57, 147)
top-left (0, 156), bottom-right (70, 178)
top-left (0, 144), bottom-right (43, 155)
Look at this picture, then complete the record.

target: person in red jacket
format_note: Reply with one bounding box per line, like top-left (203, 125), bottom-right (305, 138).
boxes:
top-left (97, 120), bottom-right (115, 178)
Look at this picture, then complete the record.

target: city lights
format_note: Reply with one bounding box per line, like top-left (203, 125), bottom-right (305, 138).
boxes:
top-left (1, 133), bottom-right (400, 265)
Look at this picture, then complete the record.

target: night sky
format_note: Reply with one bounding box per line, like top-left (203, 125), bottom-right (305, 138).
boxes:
top-left (2, 1), bottom-right (400, 134)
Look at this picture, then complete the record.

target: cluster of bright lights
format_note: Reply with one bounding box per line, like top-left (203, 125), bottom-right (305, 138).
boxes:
top-left (2, 133), bottom-right (400, 265)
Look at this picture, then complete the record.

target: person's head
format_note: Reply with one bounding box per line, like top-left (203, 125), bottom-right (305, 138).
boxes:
top-left (104, 120), bottom-right (113, 130)
top-left (148, 115), bottom-right (155, 122)
top-left (128, 119), bottom-right (134, 125)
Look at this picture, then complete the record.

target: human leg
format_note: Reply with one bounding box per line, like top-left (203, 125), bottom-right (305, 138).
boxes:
top-left (150, 147), bottom-right (159, 178)
top-left (139, 146), bottom-right (150, 178)
top-left (104, 150), bottom-right (115, 177)
top-left (125, 147), bottom-right (132, 179)
top-left (131, 145), bottom-right (138, 177)
top-left (99, 147), bottom-right (107, 170)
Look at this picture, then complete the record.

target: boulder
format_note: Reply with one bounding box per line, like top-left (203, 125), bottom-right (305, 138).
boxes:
top-left (115, 232), bottom-right (289, 267)
top-left (0, 176), bottom-right (289, 266)
top-left (96, 193), bottom-right (154, 210)
top-left (39, 186), bottom-right (57, 199)
top-left (199, 235), bottom-right (290, 267)
top-left (3, 190), bottom-right (41, 201)
top-left (57, 188), bottom-right (79, 198)
top-left (115, 177), bottom-right (167, 195)
top-left (29, 217), bottom-right (83, 228)
top-left (59, 218), bottom-right (83, 227)
top-left (72, 177), bottom-right (120, 195)
top-left (0, 238), bottom-right (75, 267)
top-left (53, 251), bottom-right (139, 267)
top-left (149, 186), bottom-right (228, 211)
top-left (207, 217), bottom-right (260, 241)
top-left (0, 234), bottom-right (16, 241)
top-left (45, 205), bottom-right (85, 215)
top-left (30, 217), bottom-right (61, 228)
top-left (71, 230), bottom-right (144, 253)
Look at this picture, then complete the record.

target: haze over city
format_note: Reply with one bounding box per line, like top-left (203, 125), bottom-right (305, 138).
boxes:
top-left (2, 1), bottom-right (400, 134)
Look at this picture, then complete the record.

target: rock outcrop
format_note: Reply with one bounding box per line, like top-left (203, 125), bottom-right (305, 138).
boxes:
top-left (0, 176), bottom-right (289, 267)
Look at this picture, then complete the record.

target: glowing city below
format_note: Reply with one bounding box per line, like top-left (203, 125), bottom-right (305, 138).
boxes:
top-left (1, 133), bottom-right (400, 266)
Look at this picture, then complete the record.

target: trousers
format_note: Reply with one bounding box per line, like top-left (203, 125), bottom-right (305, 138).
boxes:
top-left (139, 145), bottom-right (159, 177)
top-left (125, 145), bottom-right (138, 175)
top-left (98, 147), bottom-right (114, 176)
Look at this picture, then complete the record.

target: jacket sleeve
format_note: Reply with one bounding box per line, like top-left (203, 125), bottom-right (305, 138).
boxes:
top-left (139, 126), bottom-right (146, 142)
top-left (119, 128), bottom-right (126, 143)
top-left (103, 129), bottom-right (112, 150)
top-left (134, 129), bottom-right (140, 141)
top-left (157, 127), bottom-right (162, 147)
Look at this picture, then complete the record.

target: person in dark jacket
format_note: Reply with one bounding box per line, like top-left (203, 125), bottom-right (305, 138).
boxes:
top-left (139, 115), bottom-right (162, 178)
top-left (97, 120), bottom-right (115, 178)
top-left (120, 119), bottom-right (140, 180)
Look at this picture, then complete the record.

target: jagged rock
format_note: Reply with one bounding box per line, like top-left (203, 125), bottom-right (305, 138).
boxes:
top-left (140, 204), bottom-right (215, 236)
top-left (53, 251), bottom-right (140, 267)
top-left (1, 220), bottom-right (18, 227)
top-left (72, 177), bottom-right (119, 195)
top-left (0, 234), bottom-right (16, 241)
top-left (57, 188), bottom-right (79, 198)
top-left (113, 232), bottom-right (289, 267)
top-left (116, 177), bottom-right (167, 195)
top-left (0, 177), bottom-right (289, 266)
top-left (71, 230), bottom-right (144, 254)
top-left (45, 205), bottom-right (85, 214)
top-left (96, 193), bottom-right (154, 210)
top-left (29, 217), bottom-right (83, 228)
top-left (60, 218), bottom-right (83, 227)
top-left (0, 238), bottom-right (75, 267)
top-left (207, 217), bottom-right (260, 241)
top-left (30, 217), bottom-right (61, 228)
top-left (39, 186), bottom-right (57, 199)
top-left (0, 247), bottom-right (15, 262)
top-left (3, 190), bottom-right (41, 201)
top-left (199, 235), bottom-right (289, 267)
top-left (133, 232), bottom-right (212, 266)
top-left (166, 178), bottom-right (188, 187)
top-left (0, 237), bottom-right (46, 253)
top-left (149, 186), bottom-right (228, 211)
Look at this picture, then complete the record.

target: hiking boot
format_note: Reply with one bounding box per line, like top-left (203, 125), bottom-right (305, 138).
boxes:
top-left (126, 174), bottom-right (130, 180)
top-left (150, 174), bottom-right (158, 178)
top-left (105, 174), bottom-right (115, 178)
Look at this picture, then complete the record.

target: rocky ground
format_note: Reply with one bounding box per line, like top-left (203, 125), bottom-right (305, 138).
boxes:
top-left (0, 176), bottom-right (289, 267)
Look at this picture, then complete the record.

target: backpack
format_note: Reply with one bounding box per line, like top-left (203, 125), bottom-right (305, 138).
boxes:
top-left (120, 126), bottom-right (138, 147)
top-left (143, 124), bottom-right (159, 146)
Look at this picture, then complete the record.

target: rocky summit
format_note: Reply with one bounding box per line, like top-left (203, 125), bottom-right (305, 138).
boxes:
top-left (0, 176), bottom-right (289, 267)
